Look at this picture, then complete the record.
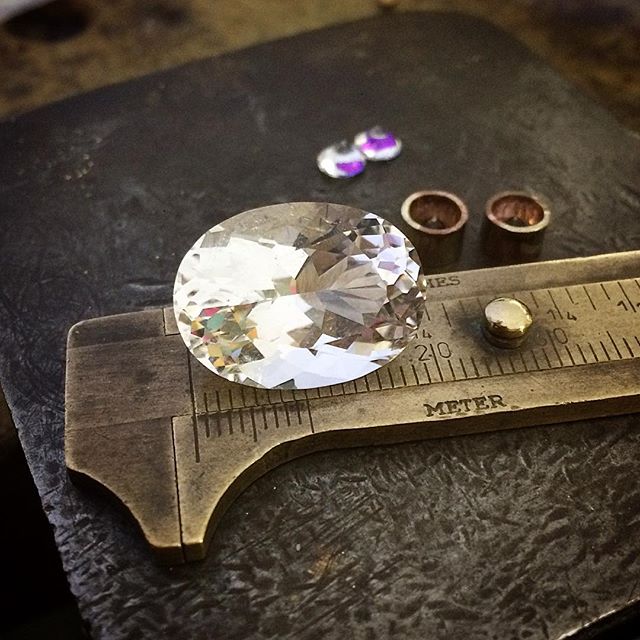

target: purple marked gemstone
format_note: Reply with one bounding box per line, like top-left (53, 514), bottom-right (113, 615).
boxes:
top-left (335, 160), bottom-right (366, 176)
top-left (317, 141), bottom-right (366, 179)
top-left (354, 126), bottom-right (402, 161)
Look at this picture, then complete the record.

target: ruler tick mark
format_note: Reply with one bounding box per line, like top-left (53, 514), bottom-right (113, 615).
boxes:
top-left (600, 341), bottom-right (612, 361)
top-left (565, 288), bottom-right (576, 304)
top-left (546, 331), bottom-right (564, 367)
top-left (495, 357), bottom-right (505, 375)
top-left (529, 291), bottom-right (540, 308)
top-left (250, 408), bottom-right (257, 442)
top-left (423, 361), bottom-right (433, 384)
top-left (564, 345), bottom-right (576, 366)
top-left (470, 356), bottom-right (480, 377)
top-left (542, 348), bottom-right (553, 369)
top-left (583, 285), bottom-right (597, 310)
top-left (441, 302), bottom-right (452, 327)
top-left (531, 350), bottom-right (541, 371)
top-left (547, 290), bottom-right (562, 316)
top-left (507, 354), bottom-right (517, 373)
top-left (588, 342), bottom-right (599, 363)
top-left (424, 305), bottom-right (431, 322)
top-left (429, 343), bottom-right (444, 381)
top-left (186, 354), bottom-right (200, 463)
top-left (447, 360), bottom-right (456, 380)
top-left (238, 409), bottom-right (245, 434)
top-left (203, 393), bottom-right (211, 438)
top-left (410, 363), bottom-right (420, 385)
top-left (459, 358), bottom-right (468, 379)
top-left (606, 331), bottom-right (622, 358)
top-left (345, 381), bottom-right (356, 395)
top-left (399, 365), bottom-right (408, 387)
top-left (273, 405), bottom-right (280, 429)
top-left (306, 402), bottom-right (315, 433)
top-left (576, 343), bottom-right (588, 364)
top-left (284, 403), bottom-right (291, 426)
top-left (519, 351), bottom-right (528, 372)
top-left (261, 405), bottom-right (268, 431)
top-left (622, 337), bottom-right (635, 358)
top-left (618, 281), bottom-right (637, 313)
top-left (600, 283), bottom-right (611, 300)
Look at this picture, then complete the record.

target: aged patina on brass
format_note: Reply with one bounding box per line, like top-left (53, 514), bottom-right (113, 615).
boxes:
top-left (65, 251), bottom-right (640, 563)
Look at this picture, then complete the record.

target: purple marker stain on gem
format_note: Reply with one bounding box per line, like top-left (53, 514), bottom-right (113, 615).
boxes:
top-left (360, 133), bottom-right (396, 153)
top-left (317, 141), bottom-right (366, 179)
top-left (354, 127), bottom-right (402, 161)
top-left (335, 160), bottom-right (366, 177)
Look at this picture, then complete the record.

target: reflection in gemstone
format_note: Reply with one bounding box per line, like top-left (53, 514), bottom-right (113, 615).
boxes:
top-left (174, 202), bottom-right (424, 389)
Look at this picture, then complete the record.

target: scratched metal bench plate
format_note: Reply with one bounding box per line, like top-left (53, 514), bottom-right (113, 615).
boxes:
top-left (5, 11), bottom-right (640, 639)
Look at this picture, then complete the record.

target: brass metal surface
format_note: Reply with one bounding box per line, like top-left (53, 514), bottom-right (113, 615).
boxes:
top-left (65, 250), bottom-right (640, 563)
top-left (483, 297), bottom-right (533, 348)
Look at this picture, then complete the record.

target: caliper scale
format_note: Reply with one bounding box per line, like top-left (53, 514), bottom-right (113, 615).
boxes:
top-left (65, 250), bottom-right (640, 563)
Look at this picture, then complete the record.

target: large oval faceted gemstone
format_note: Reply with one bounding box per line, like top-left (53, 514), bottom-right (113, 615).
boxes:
top-left (173, 202), bottom-right (425, 390)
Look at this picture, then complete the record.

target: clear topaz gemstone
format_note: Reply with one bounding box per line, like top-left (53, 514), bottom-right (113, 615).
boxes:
top-left (317, 141), bottom-right (366, 178)
top-left (354, 126), bottom-right (402, 161)
top-left (174, 203), bottom-right (425, 390)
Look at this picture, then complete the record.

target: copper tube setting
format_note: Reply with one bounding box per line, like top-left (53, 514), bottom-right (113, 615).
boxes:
top-left (485, 192), bottom-right (550, 234)
top-left (400, 191), bottom-right (469, 270)
top-left (482, 191), bottom-right (551, 264)
top-left (401, 190), bottom-right (468, 236)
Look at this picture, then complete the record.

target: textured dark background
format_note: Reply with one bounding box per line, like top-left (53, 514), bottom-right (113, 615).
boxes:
top-left (1, 0), bottom-right (639, 132)
top-left (1, 12), bottom-right (640, 640)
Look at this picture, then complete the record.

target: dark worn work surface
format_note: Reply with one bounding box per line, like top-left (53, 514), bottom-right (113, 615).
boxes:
top-left (1, 11), bottom-right (640, 640)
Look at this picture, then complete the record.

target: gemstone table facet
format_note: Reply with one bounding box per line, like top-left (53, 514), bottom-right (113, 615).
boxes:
top-left (173, 202), bottom-right (425, 389)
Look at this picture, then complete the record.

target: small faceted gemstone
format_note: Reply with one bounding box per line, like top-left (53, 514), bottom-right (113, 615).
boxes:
top-left (354, 126), bottom-right (402, 161)
top-left (174, 202), bottom-right (425, 390)
top-left (316, 141), bottom-right (366, 178)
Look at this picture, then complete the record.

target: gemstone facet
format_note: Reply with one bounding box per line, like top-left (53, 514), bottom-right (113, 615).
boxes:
top-left (354, 126), bottom-right (402, 161)
top-left (316, 141), bottom-right (366, 178)
top-left (174, 202), bottom-right (425, 390)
